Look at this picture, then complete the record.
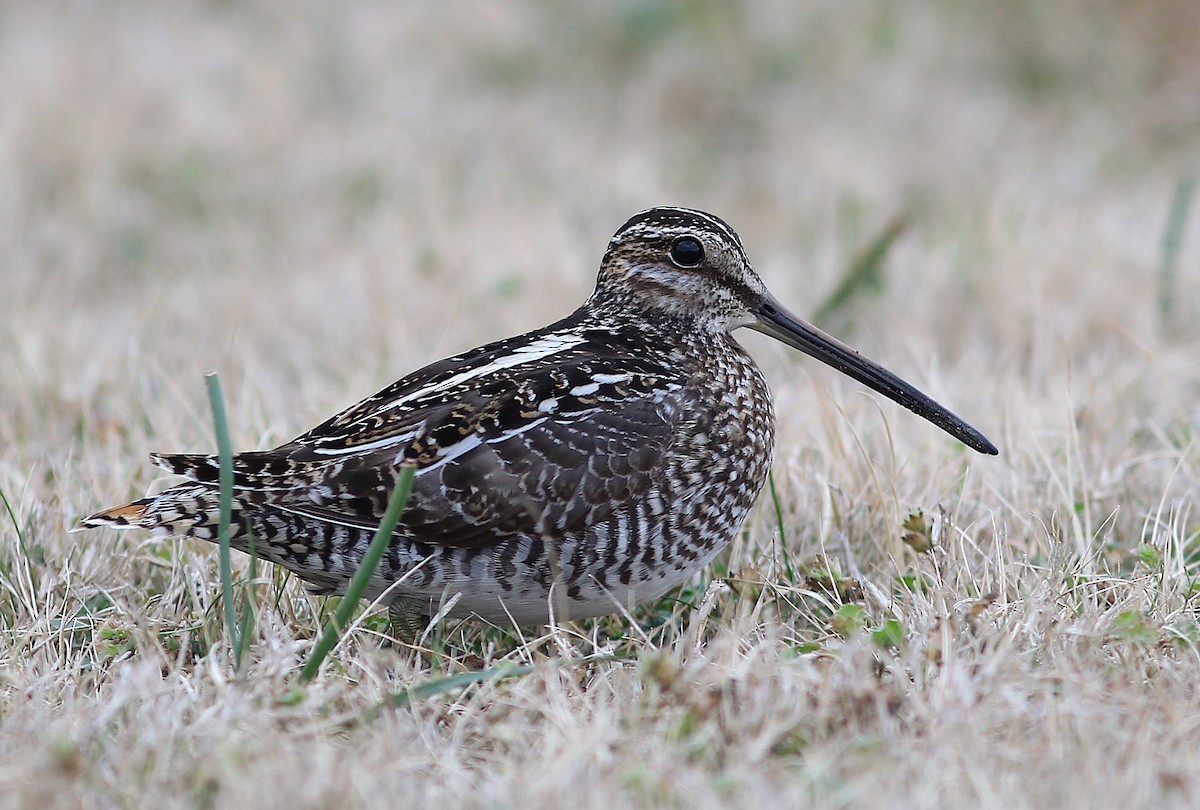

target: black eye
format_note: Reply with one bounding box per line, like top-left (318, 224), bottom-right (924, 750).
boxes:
top-left (669, 237), bottom-right (705, 267)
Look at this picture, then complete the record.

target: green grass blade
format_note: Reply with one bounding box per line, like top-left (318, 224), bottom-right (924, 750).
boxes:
top-left (299, 464), bottom-right (416, 683)
top-left (204, 373), bottom-right (240, 656)
top-left (362, 653), bottom-right (621, 721)
top-left (767, 469), bottom-right (796, 583)
top-left (812, 214), bottom-right (907, 330)
top-left (1159, 176), bottom-right (1194, 332)
top-left (353, 664), bottom-right (535, 724)
top-left (385, 664), bottom-right (534, 710)
top-left (234, 524), bottom-right (258, 673)
top-left (0, 484), bottom-right (31, 563)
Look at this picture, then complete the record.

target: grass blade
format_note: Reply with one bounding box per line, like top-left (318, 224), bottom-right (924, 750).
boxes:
top-left (382, 664), bottom-right (533, 712)
top-left (300, 464), bottom-right (416, 683)
top-left (812, 214), bottom-right (907, 330)
top-left (204, 372), bottom-right (240, 656)
top-left (363, 653), bottom-right (620, 721)
top-left (0, 484), bottom-right (32, 564)
top-left (234, 525), bottom-right (258, 673)
top-left (767, 469), bottom-right (796, 583)
top-left (1159, 176), bottom-right (1194, 333)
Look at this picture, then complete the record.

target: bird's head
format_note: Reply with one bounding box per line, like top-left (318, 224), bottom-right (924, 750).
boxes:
top-left (595, 207), bottom-right (766, 333)
top-left (591, 206), bottom-right (998, 455)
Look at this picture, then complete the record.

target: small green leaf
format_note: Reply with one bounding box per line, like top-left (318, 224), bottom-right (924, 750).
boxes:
top-left (278, 687), bottom-right (306, 706)
top-left (1135, 543), bottom-right (1162, 568)
top-left (830, 604), bottom-right (868, 637)
top-left (789, 641), bottom-right (823, 655)
top-left (872, 619), bottom-right (905, 649)
top-left (1112, 610), bottom-right (1157, 644)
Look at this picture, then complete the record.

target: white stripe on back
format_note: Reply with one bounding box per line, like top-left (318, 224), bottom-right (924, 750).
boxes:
top-left (311, 428), bottom-right (421, 456)
top-left (380, 333), bottom-right (586, 414)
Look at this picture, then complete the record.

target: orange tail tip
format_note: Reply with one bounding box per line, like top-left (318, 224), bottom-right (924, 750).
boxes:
top-left (79, 498), bottom-right (153, 530)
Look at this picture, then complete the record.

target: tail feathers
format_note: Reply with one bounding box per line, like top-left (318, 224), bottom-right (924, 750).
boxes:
top-left (80, 484), bottom-right (378, 593)
top-left (151, 450), bottom-right (307, 491)
top-left (80, 484), bottom-right (225, 539)
top-left (80, 498), bottom-right (154, 529)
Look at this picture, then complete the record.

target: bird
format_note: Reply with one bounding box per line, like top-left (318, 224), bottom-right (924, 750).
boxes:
top-left (83, 207), bottom-right (997, 632)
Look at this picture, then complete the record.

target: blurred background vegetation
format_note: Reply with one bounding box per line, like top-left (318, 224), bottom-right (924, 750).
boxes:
top-left (2, 4), bottom-right (1200, 806)
top-left (4, 0), bottom-right (1197, 571)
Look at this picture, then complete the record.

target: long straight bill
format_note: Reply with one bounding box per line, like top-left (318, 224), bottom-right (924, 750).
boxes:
top-left (751, 294), bottom-right (998, 455)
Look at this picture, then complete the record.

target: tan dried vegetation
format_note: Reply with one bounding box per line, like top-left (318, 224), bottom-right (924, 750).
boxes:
top-left (2, 3), bottom-right (1199, 807)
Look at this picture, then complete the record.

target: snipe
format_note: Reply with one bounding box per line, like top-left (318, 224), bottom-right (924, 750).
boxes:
top-left (84, 207), bottom-right (996, 627)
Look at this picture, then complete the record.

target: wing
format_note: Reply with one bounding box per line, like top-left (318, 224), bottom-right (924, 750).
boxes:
top-left (152, 322), bottom-right (690, 548)
top-left (280, 362), bottom-right (687, 548)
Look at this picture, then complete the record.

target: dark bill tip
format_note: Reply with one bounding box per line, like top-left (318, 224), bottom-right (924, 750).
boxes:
top-left (750, 295), bottom-right (998, 456)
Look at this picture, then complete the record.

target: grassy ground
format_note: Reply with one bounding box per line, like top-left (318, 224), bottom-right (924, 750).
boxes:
top-left (3, 2), bottom-right (1200, 807)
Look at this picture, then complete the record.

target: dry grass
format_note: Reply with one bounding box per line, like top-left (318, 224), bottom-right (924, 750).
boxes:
top-left (3, 2), bottom-right (1200, 807)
